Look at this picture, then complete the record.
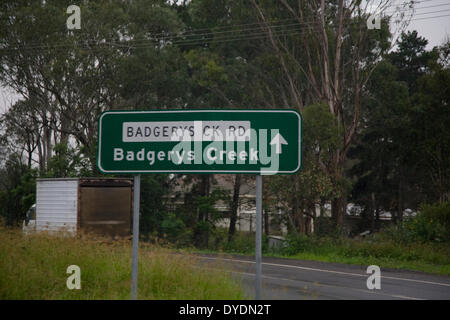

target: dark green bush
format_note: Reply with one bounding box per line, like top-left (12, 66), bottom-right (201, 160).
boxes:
top-left (378, 202), bottom-right (450, 243)
top-left (222, 231), bottom-right (255, 254)
top-left (279, 234), bottom-right (315, 256)
top-left (412, 202), bottom-right (450, 242)
top-left (161, 212), bottom-right (186, 242)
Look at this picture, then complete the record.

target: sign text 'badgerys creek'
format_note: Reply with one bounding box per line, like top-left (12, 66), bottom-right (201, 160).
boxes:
top-left (97, 110), bottom-right (301, 174)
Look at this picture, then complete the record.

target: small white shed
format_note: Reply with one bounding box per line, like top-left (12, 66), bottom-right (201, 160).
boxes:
top-left (36, 178), bottom-right (79, 234)
top-left (34, 178), bottom-right (133, 237)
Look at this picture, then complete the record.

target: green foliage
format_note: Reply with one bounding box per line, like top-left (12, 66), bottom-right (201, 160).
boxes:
top-left (410, 67), bottom-right (450, 202)
top-left (390, 31), bottom-right (438, 93)
top-left (139, 174), bottom-right (172, 238)
top-left (379, 203), bottom-right (450, 243)
top-left (273, 234), bottom-right (450, 275)
top-left (420, 203), bottom-right (450, 227)
top-left (302, 102), bottom-right (344, 199)
top-left (264, 103), bottom-right (344, 235)
top-left (185, 50), bottom-right (228, 88)
top-left (0, 154), bottom-right (37, 227)
top-left (44, 143), bottom-right (82, 178)
top-left (314, 216), bottom-right (347, 238)
top-left (0, 0), bottom-right (448, 265)
top-left (349, 31), bottom-right (449, 224)
top-left (212, 228), bottom-right (255, 254)
top-left (194, 228), bottom-right (450, 275)
top-left (303, 103), bottom-right (341, 163)
top-left (278, 234), bottom-right (313, 256)
top-left (160, 212), bottom-right (189, 245)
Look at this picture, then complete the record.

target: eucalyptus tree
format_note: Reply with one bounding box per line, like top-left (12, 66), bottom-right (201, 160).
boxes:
top-left (349, 33), bottom-right (449, 225)
top-left (249, 0), bottom-right (413, 226)
top-left (0, 0), bottom-right (185, 172)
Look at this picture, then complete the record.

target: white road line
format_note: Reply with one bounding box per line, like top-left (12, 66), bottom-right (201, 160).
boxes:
top-left (196, 265), bottom-right (424, 300)
top-left (200, 256), bottom-right (450, 287)
top-left (235, 270), bottom-right (424, 300)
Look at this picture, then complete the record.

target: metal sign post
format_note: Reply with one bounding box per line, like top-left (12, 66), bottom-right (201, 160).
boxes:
top-left (255, 174), bottom-right (262, 300)
top-left (131, 174), bottom-right (141, 300)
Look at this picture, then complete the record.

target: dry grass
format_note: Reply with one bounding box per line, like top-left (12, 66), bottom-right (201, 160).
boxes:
top-left (0, 227), bottom-right (246, 300)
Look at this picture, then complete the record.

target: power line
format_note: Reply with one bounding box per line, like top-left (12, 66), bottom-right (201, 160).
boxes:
top-left (1, 8), bottom-right (448, 52)
top-left (77, 0), bottom-right (449, 44)
top-left (384, 8), bottom-right (450, 16)
top-left (135, 27), bottom-right (318, 48)
top-left (410, 12), bottom-right (450, 21)
top-left (382, 2), bottom-right (450, 15)
top-left (1, 0), bottom-right (444, 49)
top-left (48, 0), bottom-right (437, 36)
top-left (103, 13), bottom-right (450, 49)
top-left (116, 7), bottom-right (450, 48)
top-left (0, 26), bottom-right (318, 52)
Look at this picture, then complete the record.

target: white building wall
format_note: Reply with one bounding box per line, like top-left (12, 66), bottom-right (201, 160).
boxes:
top-left (36, 179), bottom-right (78, 234)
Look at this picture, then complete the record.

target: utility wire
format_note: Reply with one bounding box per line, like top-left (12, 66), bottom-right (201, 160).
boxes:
top-left (1, 7), bottom-right (448, 51)
top-left (0, 26), bottom-right (318, 52)
top-left (1, 0), bottom-right (444, 47)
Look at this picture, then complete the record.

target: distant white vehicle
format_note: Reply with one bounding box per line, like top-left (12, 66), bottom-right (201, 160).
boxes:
top-left (22, 203), bottom-right (36, 235)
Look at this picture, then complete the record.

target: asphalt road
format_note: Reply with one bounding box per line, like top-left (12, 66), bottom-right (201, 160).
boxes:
top-left (197, 254), bottom-right (450, 300)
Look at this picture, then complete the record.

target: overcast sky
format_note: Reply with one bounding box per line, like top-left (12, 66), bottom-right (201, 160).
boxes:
top-left (406, 0), bottom-right (450, 47)
top-left (1, 0), bottom-right (449, 115)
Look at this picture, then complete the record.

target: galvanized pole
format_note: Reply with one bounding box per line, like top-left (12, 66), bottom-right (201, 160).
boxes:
top-left (255, 174), bottom-right (262, 300)
top-left (131, 174), bottom-right (141, 300)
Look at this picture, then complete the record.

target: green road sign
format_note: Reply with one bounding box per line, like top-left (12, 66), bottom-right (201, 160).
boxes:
top-left (97, 109), bottom-right (302, 174)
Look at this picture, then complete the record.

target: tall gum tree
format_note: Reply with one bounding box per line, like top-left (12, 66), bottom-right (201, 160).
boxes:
top-left (0, 0), bottom-right (184, 172)
top-left (251, 0), bottom-right (411, 227)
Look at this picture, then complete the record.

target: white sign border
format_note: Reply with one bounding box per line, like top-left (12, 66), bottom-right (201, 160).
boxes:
top-left (97, 109), bottom-right (302, 174)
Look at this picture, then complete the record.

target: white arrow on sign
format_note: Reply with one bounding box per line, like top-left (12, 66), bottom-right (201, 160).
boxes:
top-left (270, 133), bottom-right (288, 154)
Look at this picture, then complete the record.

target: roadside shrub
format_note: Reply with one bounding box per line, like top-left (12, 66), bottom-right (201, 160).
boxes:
top-left (160, 212), bottom-right (186, 243)
top-left (279, 234), bottom-right (315, 256)
top-left (314, 216), bottom-right (349, 239)
top-left (379, 202), bottom-right (450, 243)
top-left (410, 203), bottom-right (450, 242)
top-left (222, 231), bottom-right (254, 254)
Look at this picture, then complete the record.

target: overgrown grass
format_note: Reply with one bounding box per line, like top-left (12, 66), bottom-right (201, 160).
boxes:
top-left (198, 228), bottom-right (450, 276)
top-left (278, 236), bottom-right (450, 275)
top-left (0, 227), bottom-right (246, 300)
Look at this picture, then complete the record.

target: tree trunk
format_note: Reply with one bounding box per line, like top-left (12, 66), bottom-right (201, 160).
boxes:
top-left (203, 175), bottom-right (211, 247)
top-left (370, 192), bottom-right (376, 232)
top-left (331, 197), bottom-right (344, 229)
top-left (397, 174), bottom-right (404, 223)
top-left (290, 199), bottom-right (299, 235)
top-left (228, 174), bottom-right (241, 243)
top-left (37, 140), bottom-right (44, 174)
top-left (194, 175), bottom-right (211, 248)
top-left (44, 126), bottom-right (52, 171)
top-left (264, 208), bottom-right (269, 236)
top-left (293, 177), bottom-right (304, 235)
